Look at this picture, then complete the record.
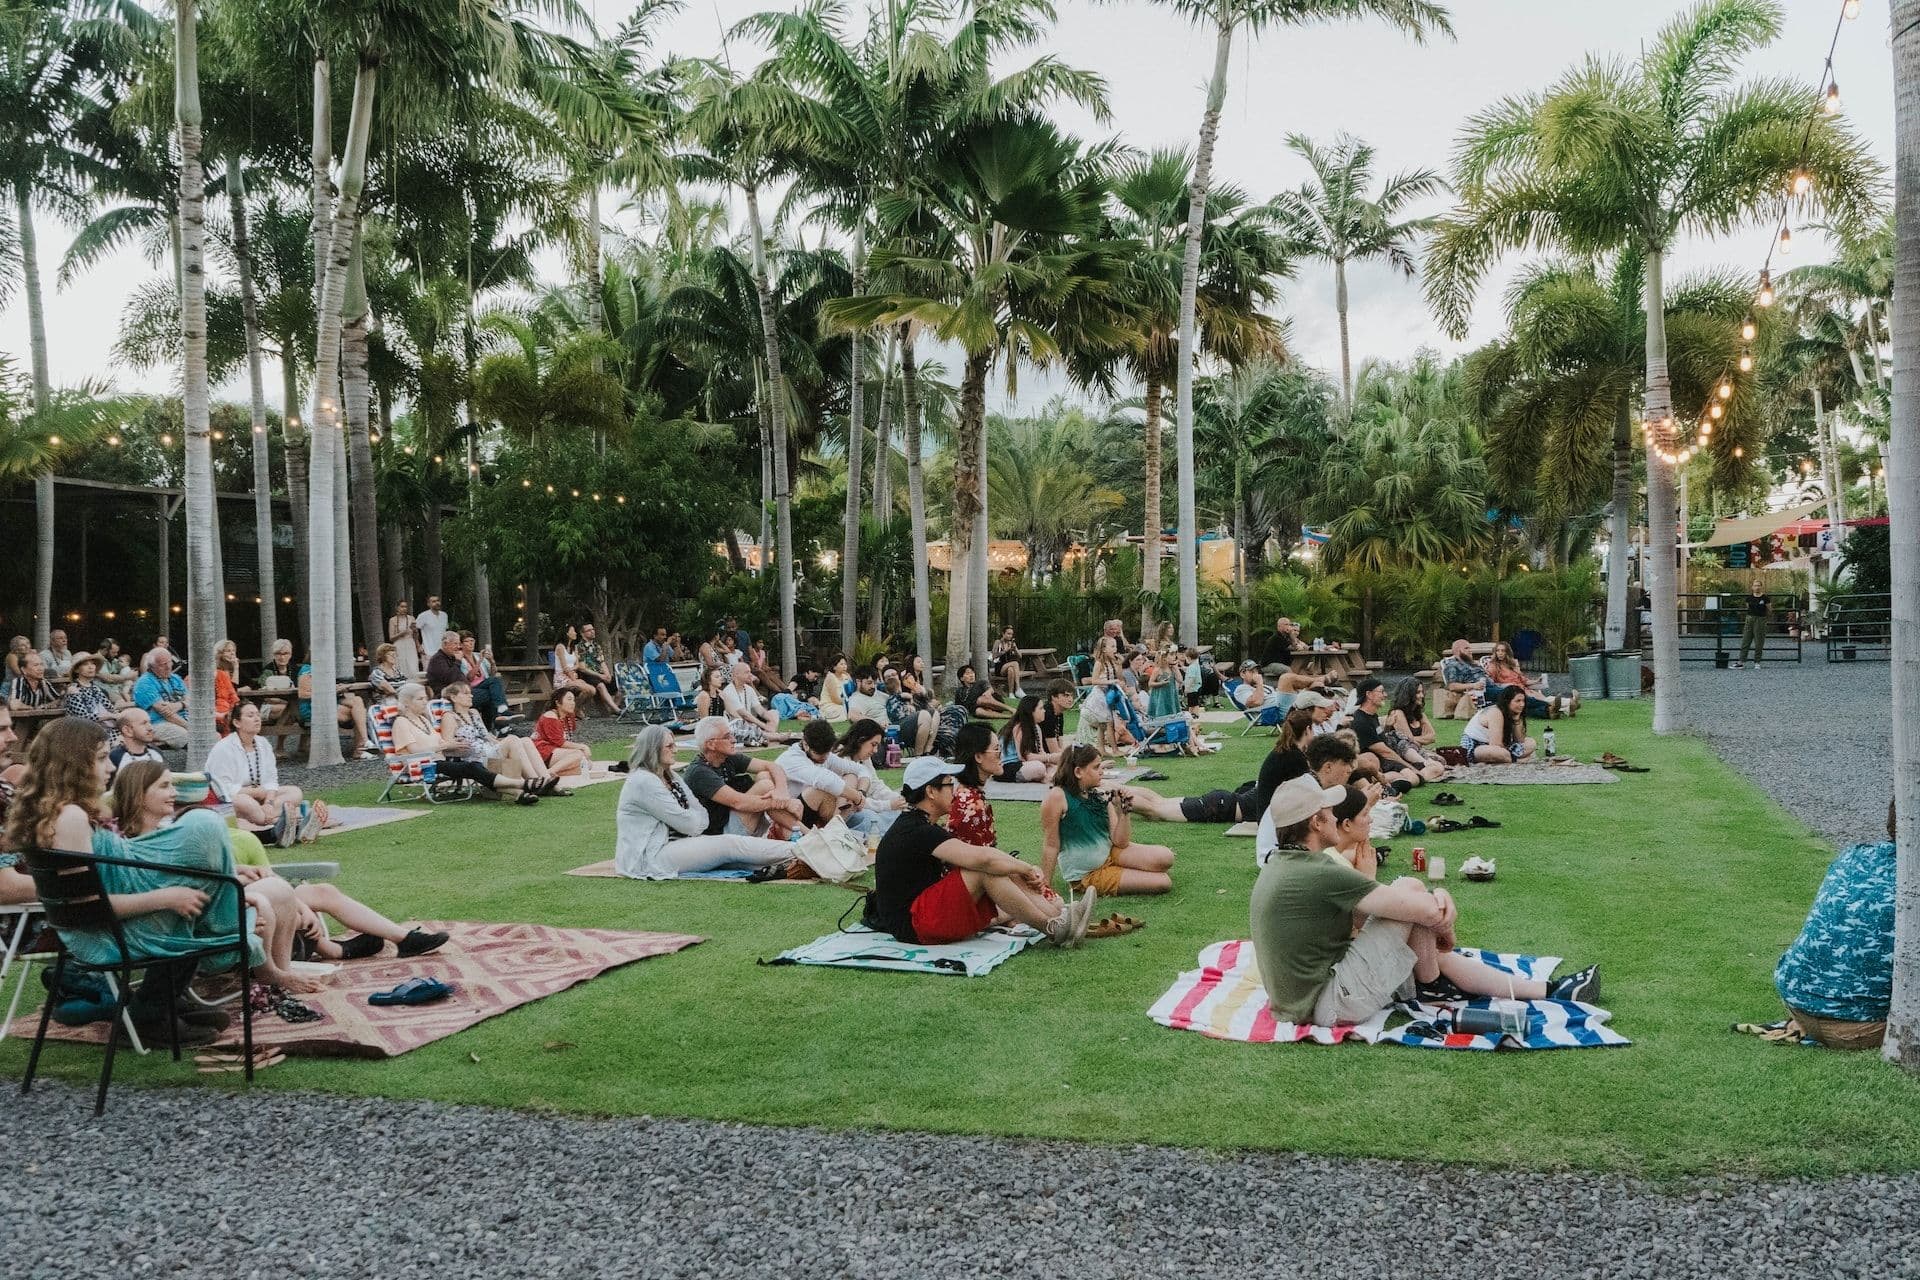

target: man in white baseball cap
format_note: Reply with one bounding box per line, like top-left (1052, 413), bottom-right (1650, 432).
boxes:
top-left (1249, 774), bottom-right (1600, 1027)
top-left (865, 756), bottom-right (1095, 949)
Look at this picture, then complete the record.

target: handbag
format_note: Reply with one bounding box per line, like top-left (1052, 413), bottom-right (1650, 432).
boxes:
top-left (261, 674), bottom-right (294, 691)
top-left (791, 817), bottom-right (869, 883)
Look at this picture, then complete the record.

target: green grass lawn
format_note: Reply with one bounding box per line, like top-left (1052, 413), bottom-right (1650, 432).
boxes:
top-left (7, 702), bottom-right (1916, 1179)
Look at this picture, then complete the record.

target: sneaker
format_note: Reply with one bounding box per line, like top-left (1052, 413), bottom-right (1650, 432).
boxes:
top-left (335, 933), bottom-right (385, 960)
top-left (1416, 974), bottom-right (1467, 1004)
top-left (1729, 661), bottom-right (1743, 669)
top-left (1065, 886), bottom-right (1099, 948)
top-left (174, 1003), bottom-right (233, 1032)
top-left (1044, 910), bottom-right (1074, 947)
top-left (265, 807), bottom-right (294, 849)
top-left (1548, 964), bottom-right (1601, 1004)
top-left (396, 928), bottom-right (450, 958)
top-left (294, 802), bottom-right (325, 844)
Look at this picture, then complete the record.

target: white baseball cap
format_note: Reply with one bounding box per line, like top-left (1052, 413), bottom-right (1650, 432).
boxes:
top-left (1266, 774), bottom-right (1346, 828)
top-left (902, 757), bottom-right (964, 790)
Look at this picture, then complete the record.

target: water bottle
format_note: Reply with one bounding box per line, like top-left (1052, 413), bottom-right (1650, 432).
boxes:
top-left (884, 730), bottom-right (903, 769)
top-left (1543, 727), bottom-right (1556, 758)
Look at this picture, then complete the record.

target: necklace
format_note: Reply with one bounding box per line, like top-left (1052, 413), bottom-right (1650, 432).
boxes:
top-left (242, 737), bottom-right (263, 789)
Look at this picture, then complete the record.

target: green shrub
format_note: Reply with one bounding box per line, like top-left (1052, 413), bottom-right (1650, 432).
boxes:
top-left (1373, 563), bottom-right (1473, 664)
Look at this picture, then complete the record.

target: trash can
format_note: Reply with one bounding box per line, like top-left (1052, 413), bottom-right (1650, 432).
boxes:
top-left (1569, 654), bottom-right (1606, 702)
top-left (1604, 650), bottom-right (1643, 699)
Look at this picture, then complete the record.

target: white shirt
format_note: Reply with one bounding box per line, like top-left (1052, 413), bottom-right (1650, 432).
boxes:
top-left (417, 609), bottom-right (449, 657)
top-left (206, 732), bottom-right (279, 794)
top-left (39, 648), bottom-right (73, 679)
top-left (847, 690), bottom-right (889, 722)
top-left (774, 743), bottom-right (864, 799)
top-left (614, 769), bottom-right (710, 880)
top-left (721, 683), bottom-right (765, 720)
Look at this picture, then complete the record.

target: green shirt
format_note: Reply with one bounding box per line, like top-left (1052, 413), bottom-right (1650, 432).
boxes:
top-left (1248, 848), bottom-right (1379, 1023)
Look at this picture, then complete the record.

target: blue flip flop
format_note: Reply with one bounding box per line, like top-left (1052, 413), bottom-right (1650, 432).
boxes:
top-left (368, 977), bottom-right (455, 1006)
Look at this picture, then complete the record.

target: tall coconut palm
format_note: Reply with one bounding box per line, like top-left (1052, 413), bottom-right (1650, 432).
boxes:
top-left (1145, 0), bottom-right (1451, 647)
top-left (1264, 132), bottom-right (1442, 406)
top-left (1887, 0), bottom-right (1920, 1070)
top-left (1427, 0), bottom-right (1881, 734)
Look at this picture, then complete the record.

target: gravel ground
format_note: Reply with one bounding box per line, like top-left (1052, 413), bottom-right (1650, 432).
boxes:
top-left (1677, 659), bottom-right (1891, 845)
top-left (9, 1081), bottom-right (1920, 1280)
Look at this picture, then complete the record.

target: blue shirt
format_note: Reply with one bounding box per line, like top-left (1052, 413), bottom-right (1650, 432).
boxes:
top-left (132, 671), bottom-right (187, 722)
top-left (643, 640), bottom-right (663, 665)
top-left (1775, 841), bottom-right (1896, 1022)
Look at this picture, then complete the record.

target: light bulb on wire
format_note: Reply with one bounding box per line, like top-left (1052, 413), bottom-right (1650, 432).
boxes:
top-left (1825, 80), bottom-right (1842, 114)
top-left (1739, 350), bottom-right (1754, 372)
top-left (1709, 402), bottom-right (1724, 419)
top-left (1757, 270), bottom-right (1775, 308)
top-left (1717, 381), bottom-right (1733, 400)
top-left (1779, 226), bottom-right (1793, 254)
top-left (1792, 171), bottom-right (1812, 196)
top-left (1844, 0), bottom-right (1861, 17)
top-left (1742, 320), bottom-right (1757, 341)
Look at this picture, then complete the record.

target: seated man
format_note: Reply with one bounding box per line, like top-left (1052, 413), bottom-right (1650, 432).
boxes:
top-left (775, 719), bottom-right (870, 830)
top-left (866, 756), bottom-right (1090, 947)
top-left (6, 649), bottom-right (59, 713)
top-left (1773, 801), bottom-right (1897, 1050)
top-left (1348, 677), bottom-right (1444, 786)
top-left (1258, 616), bottom-right (1304, 669)
top-left (642, 626), bottom-right (669, 666)
top-left (1438, 638), bottom-right (1488, 719)
top-left (1231, 661), bottom-right (1272, 709)
top-left (1251, 774), bottom-right (1599, 1027)
top-left (109, 707), bottom-right (166, 774)
top-left (847, 667), bottom-right (890, 727)
top-left (578, 623), bottom-right (615, 688)
top-left (684, 716), bottom-right (803, 840)
top-left (459, 632), bottom-right (510, 723)
top-left (39, 628), bottom-right (76, 681)
top-left (131, 648), bottom-right (191, 749)
top-left (423, 630), bottom-right (496, 730)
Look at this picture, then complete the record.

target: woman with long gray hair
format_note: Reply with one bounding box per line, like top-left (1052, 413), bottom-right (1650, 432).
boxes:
top-left (614, 724), bottom-right (795, 879)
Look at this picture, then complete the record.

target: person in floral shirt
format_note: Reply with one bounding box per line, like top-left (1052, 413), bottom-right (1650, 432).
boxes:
top-left (947, 722), bottom-right (1001, 849)
top-left (1774, 801), bottom-right (1898, 1050)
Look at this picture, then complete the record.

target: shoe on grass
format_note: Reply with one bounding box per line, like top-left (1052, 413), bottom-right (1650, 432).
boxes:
top-left (295, 801), bottom-right (324, 844)
top-left (1548, 964), bottom-right (1601, 1004)
top-left (173, 1004), bottom-right (232, 1032)
top-left (1065, 886), bottom-right (1099, 949)
top-left (265, 806), bottom-right (294, 849)
top-left (397, 928), bottom-right (450, 958)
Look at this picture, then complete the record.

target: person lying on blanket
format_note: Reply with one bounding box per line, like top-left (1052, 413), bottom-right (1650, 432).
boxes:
top-left (1249, 774), bottom-right (1600, 1027)
top-left (1772, 798), bottom-right (1898, 1051)
top-left (1039, 745), bottom-right (1176, 896)
top-left (868, 757), bottom-right (1094, 948)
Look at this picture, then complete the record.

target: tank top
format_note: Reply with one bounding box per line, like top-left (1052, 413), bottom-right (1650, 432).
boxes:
top-left (1057, 790), bottom-right (1113, 883)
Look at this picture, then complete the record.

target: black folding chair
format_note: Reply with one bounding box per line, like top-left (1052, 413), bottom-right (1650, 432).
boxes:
top-left (18, 847), bottom-right (253, 1115)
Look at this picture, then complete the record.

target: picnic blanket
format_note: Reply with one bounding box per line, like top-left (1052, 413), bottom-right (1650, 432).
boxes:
top-left (8, 921), bottom-right (702, 1059)
top-left (565, 859), bottom-right (857, 886)
top-left (554, 770), bottom-right (627, 793)
top-left (1447, 762), bottom-right (1618, 785)
top-left (986, 766), bottom-right (1148, 803)
top-left (316, 806), bottom-right (431, 838)
top-left (1148, 940), bottom-right (1628, 1051)
top-left (769, 923), bottom-right (1042, 976)
top-left (1196, 710), bottom-right (1248, 725)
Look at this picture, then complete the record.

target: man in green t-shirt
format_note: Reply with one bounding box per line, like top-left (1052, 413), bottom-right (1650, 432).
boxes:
top-left (1249, 774), bottom-right (1602, 1025)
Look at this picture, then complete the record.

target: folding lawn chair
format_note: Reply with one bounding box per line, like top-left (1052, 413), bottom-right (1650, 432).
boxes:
top-left (370, 702), bottom-right (477, 805)
top-left (614, 662), bottom-right (655, 722)
top-left (646, 661), bottom-right (698, 722)
top-left (1109, 688), bottom-right (1190, 754)
top-left (1223, 680), bottom-right (1290, 735)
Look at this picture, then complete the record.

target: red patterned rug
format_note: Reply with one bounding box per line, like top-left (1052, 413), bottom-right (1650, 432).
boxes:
top-left (8, 921), bottom-right (702, 1059)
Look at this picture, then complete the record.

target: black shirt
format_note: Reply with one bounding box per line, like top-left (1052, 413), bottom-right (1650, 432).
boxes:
top-left (1259, 631), bottom-right (1300, 668)
top-left (1746, 593), bottom-right (1769, 617)
top-left (953, 680), bottom-right (986, 714)
top-left (1350, 709), bottom-right (1385, 753)
top-left (684, 751), bottom-right (754, 836)
top-left (1037, 702), bottom-right (1064, 747)
top-left (869, 807), bottom-right (951, 943)
top-left (1253, 746), bottom-right (1310, 818)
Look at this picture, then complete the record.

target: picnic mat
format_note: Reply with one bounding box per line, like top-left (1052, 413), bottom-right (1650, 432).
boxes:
top-left (9, 920), bottom-right (702, 1059)
top-left (316, 806), bottom-right (431, 838)
top-left (1447, 762), bottom-right (1618, 785)
top-left (1148, 940), bottom-right (1627, 1051)
top-left (768, 923), bottom-right (1042, 976)
top-left (1197, 710), bottom-right (1250, 725)
top-left (986, 766), bottom-right (1148, 803)
top-left (555, 770), bottom-right (627, 793)
top-left (565, 859), bottom-right (858, 885)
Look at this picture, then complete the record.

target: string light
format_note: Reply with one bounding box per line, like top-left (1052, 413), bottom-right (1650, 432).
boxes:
top-left (522, 478), bottom-right (532, 488)
top-left (545, 484), bottom-right (555, 494)
top-left (432, 454), bottom-right (443, 464)
top-left (616, 495), bottom-right (626, 505)
top-left (107, 434), bottom-right (120, 446)
top-left (370, 431), bottom-right (380, 443)
top-left (161, 433), bottom-right (173, 446)
top-left (1791, 171), bottom-right (1812, 196)
top-left (1825, 80), bottom-right (1841, 114)
top-left (212, 430), bottom-right (224, 440)
top-left (1778, 226), bottom-right (1793, 253)
top-left (1757, 270), bottom-right (1774, 307)
top-left (1844, 0), bottom-right (1861, 16)
top-left (1734, 446), bottom-right (1745, 458)
top-left (1709, 402), bottom-right (1724, 419)
top-left (1739, 351), bottom-right (1754, 372)
top-left (47, 435), bottom-right (60, 446)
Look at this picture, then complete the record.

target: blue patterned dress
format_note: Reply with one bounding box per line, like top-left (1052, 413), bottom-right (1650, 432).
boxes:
top-left (1774, 841), bottom-right (1895, 1022)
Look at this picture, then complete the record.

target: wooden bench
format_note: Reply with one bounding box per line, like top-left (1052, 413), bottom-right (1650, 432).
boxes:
top-left (495, 664), bottom-right (555, 716)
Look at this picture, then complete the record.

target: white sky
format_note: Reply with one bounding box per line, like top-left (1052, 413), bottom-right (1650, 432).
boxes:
top-left (1, 0), bottom-right (1894, 415)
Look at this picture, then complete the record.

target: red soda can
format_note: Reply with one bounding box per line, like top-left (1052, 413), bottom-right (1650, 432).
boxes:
top-left (1411, 846), bottom-right (1427, 873)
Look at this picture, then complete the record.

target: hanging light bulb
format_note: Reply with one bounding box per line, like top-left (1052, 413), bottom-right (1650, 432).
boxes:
top-left (432, 454), bottom-right (443, 464)
top-left (211, 430), bottom-right (223, 441)
top-left (1802, 458), bottom-right (1815, 473)
top-left (522, 478), bottom-right (532, 488)
top-left (1734, 446), bottom-right (1745, 458)
top-left (161, 433), bottom-right (174, 446)
top-left (468, 462), bottom-right (479, 474)
top-left (254, 425), bottom-right (266, 436)
top-left (404, 445), bottom-right (414, 455)
top-left (1792, 171), bottom-right (1812, 196)
top-left (1741, 320), bottom-right (1757, 341)
top-left (616, 495), bottom-right (627, 504)
top-left (1845, 0), bottom-right (1861, 18)
top-left (1778, 226), bottom-right (1793, 254)
top-left (1757, 270), bottom-right (1775, 307)
top-left (1825, 80), bottom-right (1842, 114)
top-left (107, 434), bottom-right (120, 447)
top-left (1717, 381), bottom-right (1733, 400)
top-left (1739, 350), bottom-right (1754, 372)
top-left (1709, 402), bottom-right (1724, 419)
top-left (370, 431), bottom-right (380, 443)
top-left (47, 434), bottom-right (60, 446)
top-left (546, 483), bottom-right (556, 494)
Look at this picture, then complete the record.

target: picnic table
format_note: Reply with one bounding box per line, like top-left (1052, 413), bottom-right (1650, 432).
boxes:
top-left (1288, 647), bottom-right (1369, 680)
top-left (233, 681), bottom-right (373, 761)
top-left (1017, 647), bottom-right (1058, 678)
top-left (495, 664), bottom-right (555, 715)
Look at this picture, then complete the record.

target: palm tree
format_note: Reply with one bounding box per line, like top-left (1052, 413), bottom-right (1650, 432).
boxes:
top-left (1427, 0), bottom-right (1881, 734)
top-left (1464, 255), bottom-right (1758, 647)
top-left (1104, 148), bottom-right (1290, 632)
top-left (985, 408), bottom-right (1124, 583)
top-left (1887, 0), bottom-right (1920, 1069)
top-left (1264, 132), bottom-right (1442, 406)
top-left (1145, 0), bottom-right (1451, 648)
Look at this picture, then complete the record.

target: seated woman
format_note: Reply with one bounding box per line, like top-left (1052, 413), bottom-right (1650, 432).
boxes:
top-left (553, 625), bottom-right (620, 715)
top-left (62, 651), bottom-right (121, 739)
top-left (367, 642), bottom-right (404, 704)
top-left (389, 682), bottom-right (544, 803)
top-left (723, 661), bottom-right (797, 743)
top-left (297, 652), bottom-right (376, 759)
top-left (834, 718), bottom-right (906, 835)
top-left (818, 657), bottom-right (852, 723)
top-left (952, 663), bottom-right (1012, 719)
top-left (205, 701), bottom-right (317, 845)
top-left (614, 724), bottom-right (794, 879)
top-left (882, 669), bottom-right (935, 756)
top-left (1461, 686), bottom-right (1535, 765)
top-left (997, 695), bottom-right (1052, 782)
top-left (436, 681), bottom-right (556, 792)
top-left (1383, 677), bottom-right (1445, 773)
top-left (1773, 800), bottom-right (1897, 1050)
top-left (531, 688), bottom-right (595, 778)
top-left (9, 719), bottom-right (262, 1045)
top-left (746, 639), bottom-right (787, 699)
top-left (990, 626), bottom-right (1024, 695)
top-left (211, 639), bottom-right (242, 733)
top-left (1484, 640), bottom-right (1572, 719)
top-left (946, 721), bottom-right (1004, 848)
top-left (1040, 745), bottom-right (1175, 897)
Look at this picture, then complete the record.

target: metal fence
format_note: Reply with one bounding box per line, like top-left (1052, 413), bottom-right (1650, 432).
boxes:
top-left (1676, 593), bottom-right (1805, 664)
top-left (1824, 593), bottom-right (1891, 663)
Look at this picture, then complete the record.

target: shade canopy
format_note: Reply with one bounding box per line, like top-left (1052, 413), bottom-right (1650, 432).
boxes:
top-left (1703, 501), bottom-right (1826, 548)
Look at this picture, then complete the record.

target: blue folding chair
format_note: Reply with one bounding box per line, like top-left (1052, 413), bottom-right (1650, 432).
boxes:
top-left (1223, 680), bottom-right (1289, 735)
top-left (646, 661), bottom-right (697, 720)
top-left (614, 662), bottom-right (654, 722)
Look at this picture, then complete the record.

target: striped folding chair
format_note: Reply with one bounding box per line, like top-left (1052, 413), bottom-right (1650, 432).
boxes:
top-left (370, 702), bottom-right (474, 805)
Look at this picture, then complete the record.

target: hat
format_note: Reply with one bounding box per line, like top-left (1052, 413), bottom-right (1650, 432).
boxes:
top-left (901, 757), bottom-right (964, 790)
top-left (1266, 774), bottom-right (1346, 828)
top-left (1238, 659), bottom-right (1258, 671)
top-left (1293, 690), bottom-right (1334, 710)
top-left (68, 650), bottom-right (101, 674)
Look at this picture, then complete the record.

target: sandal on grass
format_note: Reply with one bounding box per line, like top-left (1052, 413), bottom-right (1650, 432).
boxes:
top-left (1431, 792), bottom-right (1464, 807)
top-left (1602, 760), bottom-right (1650, 773)
top-left (1426, 817), bottom-right (1467, 834)
top-left (1466, 814), bottom-right (1501, 829)
top-left (1086, 913), bottom-right (1146, 939)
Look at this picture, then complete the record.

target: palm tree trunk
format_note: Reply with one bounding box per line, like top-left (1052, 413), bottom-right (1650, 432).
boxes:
top-left (15, 184), bottom-right (53, 650)
top-left (1641, 246), bottom-right (1682, 735)
top-left (230, 155), bottom-right (278, 655)
top-left (343, 224), bottom-right (383, 653)
top-left (1604, 399), bottom-right (1632, 649)
top-left (424, 504), bottom-right (443, 599)
top-left (305, 52), bottom-right (378, 767)
top-left (1815, 387), bottom-right (1849, 538)
top-left (1173, 11), bottom-right (1234, 648)
top-left (585, 181), bottom-right (608, 456)
top-left (1141, 374), bottom-right (1164, 635)
top-left (333, 414), bottom-right (352, 667)
top-left (742, 182), bottom-right (796, 675)
top-left (867, 331), bottom-right (897, 638)
top-left (755, 361), bottom-right (772, 571)
top-left (1335, 256), bottom-right (1353, 407)
top-left (946, 351), bottom-right (990, 690)
top-left (176, 0), bottom-right (219, 764)
top-left (1233, 446), bottom-right (1247, 656)
top-left (902, 326), bottom-right (932, 668)
top-left (281, 347), bottom-right (308, 646)
top-left (971, 423), bottom-right (989, 673)
top-left (383, 523), bottom-right (406, 609)
top-left (840, 230), bottom-right (866, 655)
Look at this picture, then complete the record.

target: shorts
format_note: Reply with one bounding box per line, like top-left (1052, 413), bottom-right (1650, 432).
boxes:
top-left (1786, 1005), bottom-right (1887, 1050)
top-left (998, 760), bottom-right (1027, 783)
top-left (1310, 917), bottom-right (1417, 1026)
top-left (1071, 848), bottom-right (1127, 897)
top-left (1179, 789), bottom-right (1248, 824)
top-left (908, 868), bottom-right (998, 944)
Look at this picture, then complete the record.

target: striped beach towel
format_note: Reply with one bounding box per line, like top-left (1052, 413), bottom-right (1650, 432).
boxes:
top-left (1148, 942), bottom-right (1628, 1051)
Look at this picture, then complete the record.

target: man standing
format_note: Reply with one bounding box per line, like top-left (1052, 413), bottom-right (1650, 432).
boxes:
top-left (38, 629), bottom-right (74, 680)
top-left (1735, 589), bottom-right (1769, 669)
top-left (1250, 774), bottom-right (1600, 1026)
top-left (684, 717), bottom-right (802, 839)
top-left (417, 595), bottom-right (451, 664)
top-left (131, 649), bottom-right (190, 749)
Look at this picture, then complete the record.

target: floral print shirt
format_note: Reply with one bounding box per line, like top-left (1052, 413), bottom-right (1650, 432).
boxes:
top-left (948, 784), bottom-right (996, 849)
top-left (1775, 841), bottom-right (1895, 1022)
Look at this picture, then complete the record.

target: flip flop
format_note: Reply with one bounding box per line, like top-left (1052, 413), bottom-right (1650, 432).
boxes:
top-left (1136, 769), bottom-right (1170, 782)
top-left (1466, 814), bottom-right (1501, 829)
top-left (1431, 792), bottom-right (1464, 807)
top-left (1602, 760), bottom-right (1651, 773)
top-left (1426, 817), bottom-right (1467, 833)
top-left (368, 977), bottom-right (455, 1007)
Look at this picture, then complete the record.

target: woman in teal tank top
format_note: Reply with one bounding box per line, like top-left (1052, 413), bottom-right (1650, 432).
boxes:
top-left (1039, 745), bottom-right (1175, 896)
